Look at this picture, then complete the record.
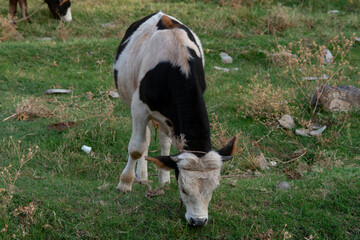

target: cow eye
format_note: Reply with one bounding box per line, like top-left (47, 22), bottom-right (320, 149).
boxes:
top-left (181, 188), bottom-right (187, 195)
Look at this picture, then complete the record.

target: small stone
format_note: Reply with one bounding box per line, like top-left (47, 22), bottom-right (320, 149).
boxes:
top-left (214, 66), bottom-right (238, 72)
top-left (322, 49), bottom-right (333, 65)
top-left (309, 125), bottom-right (326, 136)
top-left (270, 161), bottom-right (277, 167)
top-left (44, 89), bottom-right (72, 95)
top-left (277, 181), bottom-right (291, 190)
top-left (328, 10), bottom-right (339, 14)
top-left (36, 37), bottom-right (53, 41)
top-left (295, 128), bottom-right (311, 137)
top-left (220, 52), bottom-right (233, 64)
top-left (278, 114), bottom-right (295, 129)
top-left (251, 153), bottom-right (269, 170)
top-left (109, 90), bottom-right (120, 98)
top-left (302, 74), bottom-right (329, 81)
top-left (101, 22), bottom-right (116, 28)
top-left (254, 171), bottom-right (262, 177)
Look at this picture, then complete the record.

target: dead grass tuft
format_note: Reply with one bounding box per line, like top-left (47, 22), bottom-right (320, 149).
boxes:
top-left (15, 97), bottom-right (55, 120)
top-left (56, 21), bottom-right (72, 41)
top-left (237, 81), bottom-right (294, 125)
top-left (0, 15), bottom-right (23, 41)
top-left (264, 4), bottom-right (295, 35)
top-left (1, 137), bottom-right (38, 226)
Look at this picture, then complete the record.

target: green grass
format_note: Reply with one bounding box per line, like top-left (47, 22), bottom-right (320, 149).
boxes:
top-left (1, 0), bottom-right (360, 239)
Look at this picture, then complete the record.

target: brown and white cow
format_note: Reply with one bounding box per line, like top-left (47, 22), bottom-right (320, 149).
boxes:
top-left (113, 12), bottom-right (237, 227)
top-left (9, 0), bottom-right (72, 22)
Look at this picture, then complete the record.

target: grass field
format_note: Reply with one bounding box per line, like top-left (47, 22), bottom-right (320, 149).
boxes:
top-left (1, 0), bottom-right (360, 239)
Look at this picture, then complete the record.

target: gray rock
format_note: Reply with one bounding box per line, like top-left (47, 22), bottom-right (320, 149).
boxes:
top-left (109, 90), bottom-right (120, 98)
top-left (311, 85), bottom-right (360, 111)
top-left (295, 128), bottom-right (311, 137)
top-left (322, 49), bottom-right (333, 65)
top-left (44, 89), bottom-right (72, 95)
top-left (220, 52), bottom-right (233, 64)
top-left (309, 125), bottom-right (327, 136)
top-left (277, 181), bottom-right (291, 190)
top-left (278, 114), bottom-right (295, 129)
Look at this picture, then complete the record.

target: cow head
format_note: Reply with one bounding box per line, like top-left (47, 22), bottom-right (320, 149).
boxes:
top-left (45, 0), bottom-right (72, 22)
top-left (145, 137), bottom-right (237, 227)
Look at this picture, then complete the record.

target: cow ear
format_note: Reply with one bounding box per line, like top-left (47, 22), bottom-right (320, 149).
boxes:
top-left (218, 136), bottom-right (238, 158)
top-left (145, 156), bottom-right (178, 170)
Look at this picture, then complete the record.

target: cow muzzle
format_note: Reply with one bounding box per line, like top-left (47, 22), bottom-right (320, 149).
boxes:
top-left (189, 217), bottom-right (208, 227)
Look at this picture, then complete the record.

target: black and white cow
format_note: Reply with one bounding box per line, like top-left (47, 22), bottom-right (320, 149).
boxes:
top-left (113, 12), bottom-right (237, 227)
top-left (9, 0), bottom-right (72, 22)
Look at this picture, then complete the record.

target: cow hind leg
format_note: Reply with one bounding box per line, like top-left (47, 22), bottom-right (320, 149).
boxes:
top-left (158, 128), bottom-right (171, 186)
top-left (135, 123), bottom-right (151, 181)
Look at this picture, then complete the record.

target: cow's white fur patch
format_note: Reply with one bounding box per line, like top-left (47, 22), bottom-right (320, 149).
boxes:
top-left (175, 151), bottom-right (223, 223)
top-left (61, 7), bottom-right (72, 22)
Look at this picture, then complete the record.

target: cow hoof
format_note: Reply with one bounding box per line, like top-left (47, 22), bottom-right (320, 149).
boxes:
top-left (116, 182), bottom-right (132, 193)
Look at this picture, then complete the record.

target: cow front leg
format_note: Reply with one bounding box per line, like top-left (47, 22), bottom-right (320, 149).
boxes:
top-left (9, 0), bottom-right (18, 21)
top-left (19, 0), bottom-right (30, 22)
top-left (117, 98), bottom-right (150, 192)
top-left (158, 129), bottom-right (171, 186)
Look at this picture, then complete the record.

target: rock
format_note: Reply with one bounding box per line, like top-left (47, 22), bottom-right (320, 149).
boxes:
top-left (101, 22), bottom-right (116, 28)
top-left (328, 10), bottom-right (339, 14)
top-left (311, 85), bottom-right (360, 111)
top-left (250, 153), bottom-right (269, 170)
top-left (254, 171), bottom-right (262, 177)
top-left (44, 89), bottom-right (72, 95)
top-left (277, 181), bottom-right (291, 190)
top-left (322, 49), bottom-right (333, 64)
top-left (278, 114), bottom-right (295, 129)
top-left (295, 128), bottom-right (311, 137)
top-left (36, 37), bottom-right (53, 41)
top-left (214, 66), bottom-right (238, 72)
top-left (109, 90), bottom-right (120, 98)
top-left (220, 52), bottom-right (233, 64)
top-left (270, 161), bottom-right (277, 167)
top-left (295, 124), bottom-right (326, 137)
top-left (309, 125), bottom-right (326, 136)
top-left (303, 74), bottom-right (329, 81)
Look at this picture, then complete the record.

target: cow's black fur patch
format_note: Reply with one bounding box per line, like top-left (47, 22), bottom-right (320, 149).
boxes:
top-left (139, 48), bottom-right (210, 152)
top-left (113, 69), bottom-right (118, 90)
top-left (45, 0), bottom-right (70, 18)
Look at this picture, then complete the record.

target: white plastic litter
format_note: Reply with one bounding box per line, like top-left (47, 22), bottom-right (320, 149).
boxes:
top-left (81, 145), bottom-right (92, 154)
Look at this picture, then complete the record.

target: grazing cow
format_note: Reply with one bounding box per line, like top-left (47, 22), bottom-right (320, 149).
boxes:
top-left (113, 12), bottom-right (237, 227)
top-left (9, 0), bottom-right (72, 22)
